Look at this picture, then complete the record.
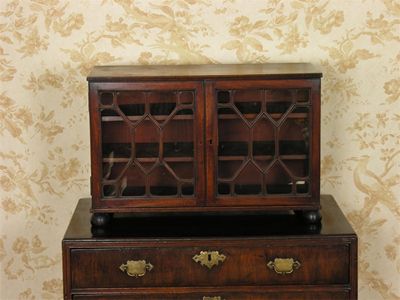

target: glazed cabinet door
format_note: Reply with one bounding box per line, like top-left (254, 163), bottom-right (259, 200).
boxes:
top-left (205, 79), bottom-right (320, 208)
top-left (89, 81), bottom-right (205, 211)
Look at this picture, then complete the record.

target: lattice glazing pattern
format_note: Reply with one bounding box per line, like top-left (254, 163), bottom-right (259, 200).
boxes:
top-left (217, 88), bottom-right (310, 196)
top-left (100, 90), bottom-right (195, 198)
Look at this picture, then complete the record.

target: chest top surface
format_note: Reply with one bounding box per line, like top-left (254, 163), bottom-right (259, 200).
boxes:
top-left (63, 195), bottom-right (355, 241)
top-left (87, 63), bottom-right (322, 82)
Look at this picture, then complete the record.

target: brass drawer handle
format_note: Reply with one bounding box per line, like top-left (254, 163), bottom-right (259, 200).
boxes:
top-left (267, 258), bottom-right (301, 275)
top-left (119, 260), bottom-right (153, 277)
top-left (193, 251), bottom-right (226, 269)
top-left (203, 297), bottom-right (223, 300)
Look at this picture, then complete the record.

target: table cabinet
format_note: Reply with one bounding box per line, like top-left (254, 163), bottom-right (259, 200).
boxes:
top-left (88, 64), bottom-right (322, 225)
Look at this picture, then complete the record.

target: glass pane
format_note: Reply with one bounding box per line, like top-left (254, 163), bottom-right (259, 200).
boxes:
top-left (217, 90), bottom-right (230, 103)
top-left (233, 163), bottom-right (262, 195)
top-left (121, 168), bottom-right (145, 196)
top-left (266, 89), bottom-right (294, 121)
top-left (233, 89), bottom-right (262, 121)
top-left (179, 91), bottom-right (194, 104)
top-left (216, 87), bottom-right (311, 197)
top-left (100, 88), bottom-right (196, 199)
top-left (296, 181), bottom-right (309, 193)
top-left (279, 114), bottom-right (309, 156)
top-left (265, 162), bottom-right (292, 194)
top-left (218, 107), bottom-right (249, 157)
top-left (252, 116), bottom-right (275, 171)
top-left (296, 89), bottom-right (310, 103)
top-left (100, 92), bottom-right (113, 105)
top-left (149, 165), bottom-right (177, 196)
top-left (135, 118), bottom-right (160, 158)
top-left (163, 115), bottom-right (193, 158)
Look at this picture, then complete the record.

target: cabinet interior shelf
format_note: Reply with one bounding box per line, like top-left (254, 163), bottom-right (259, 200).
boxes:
top-left (101, 113), bottom-right (308, 122)
top-left (102, 154), bottom-right (307, 164)
top-left (218, 112), bottom-right (307, 120)
top-left (218, 155), bottom-right (307, 161)
top-left (103, 157), bottom-right (194, 163)
top-left (102, 115), bottom-right (193, 122)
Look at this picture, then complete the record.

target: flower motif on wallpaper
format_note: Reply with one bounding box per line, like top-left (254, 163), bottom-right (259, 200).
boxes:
top-left (0, 148), bottom-right (85, 225)
top-left (29, 0), bottom-right (84, 37)
top-left (0, 93), bottom-right (33, 143)
top-left (62, 35), bottom-right (118, 76)
top-left (277, 25), bottom-right (308, 54)
top-left (0, 95), bottom-right (63, 144)
top-left (1, 197), bottom-right (22, 215)
top-left (2, 235), bottom-right (59, 280)
top-left (48, 147), bottom-right (87, 191)
top-left (0, 48), bottom-right (16, 82)
top-left (17, 28), bottom-right (49, 58)
top-left (320, 154), bottom-right (341, 188)
top-left (384, 78), bottom-right (400, 103)
top-left (18, 288), bottom-right (35, 300)
top-left (320, 60), bottom-right (360, 125)
top-left (365, 12), bottom-right (400, 45)
top-left (34, 107), bottom-right (64, 144)
top-left (109, 0), bottom-right (214, 64)
top-left (41, 278), bottom-right (62, 299)
top-left (322, 37), bottom-right (377, 73)
top-left (291, 0), bottom-right (344, 34)
top-left (24, 69), bottom-right (64, 93)
top-left (222, 16), bottom-right (270, 62)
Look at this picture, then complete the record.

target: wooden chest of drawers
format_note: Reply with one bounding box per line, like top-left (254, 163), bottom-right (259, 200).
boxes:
top-left (62, 195), bottom-right (357, 299)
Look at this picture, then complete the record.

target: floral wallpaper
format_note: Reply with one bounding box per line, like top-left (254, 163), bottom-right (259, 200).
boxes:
top-left (0, 0), bottom-right (399, 299)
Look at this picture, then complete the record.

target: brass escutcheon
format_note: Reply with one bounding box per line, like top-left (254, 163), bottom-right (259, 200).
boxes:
top-left (203, 297), bottom-right (223, 300)
top-left (193, 251), bottom-right (226, 269)
top-left (119, 260), bottom-right (153, 277)
top-left (267, 258), bottom-right (301, 275)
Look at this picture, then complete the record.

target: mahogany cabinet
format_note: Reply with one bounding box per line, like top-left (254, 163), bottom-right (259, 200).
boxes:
top-left (62, 195), bottom-right (357, 299)
top-left (87, 63), bottom-right (322, 225)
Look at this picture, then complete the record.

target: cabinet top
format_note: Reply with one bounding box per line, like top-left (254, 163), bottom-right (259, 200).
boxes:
top-left (87, 63), bottom-right (322, 82)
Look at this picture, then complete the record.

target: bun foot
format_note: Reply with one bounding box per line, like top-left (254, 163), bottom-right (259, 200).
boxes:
top-left (295, 210), bottom-right (321, 224)
top-left (91, 213), bottom-right (113, 227)
top-left (302, 210), bottom-right (322, 224)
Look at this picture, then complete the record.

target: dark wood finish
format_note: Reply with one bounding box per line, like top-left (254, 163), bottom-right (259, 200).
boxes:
top-left (73, 288), bottom-right (349, 300)
top-left (88, 63), bottom-right (322, 81)
top-left (63, 195), bottom-right (357, 299)
top-left (88, 63), bottom-right (322, 217)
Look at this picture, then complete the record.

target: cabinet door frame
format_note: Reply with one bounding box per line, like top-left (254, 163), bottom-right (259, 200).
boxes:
top-left (205, 79), bottom-right (320, 209)
top-left (89, 81), bottom-right (205, 212)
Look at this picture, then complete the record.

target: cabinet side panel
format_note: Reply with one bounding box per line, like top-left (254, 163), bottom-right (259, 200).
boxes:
top-left (89, 83), bottom-right (102, 209)
top-left (310, 79), bottom-right (321, 202)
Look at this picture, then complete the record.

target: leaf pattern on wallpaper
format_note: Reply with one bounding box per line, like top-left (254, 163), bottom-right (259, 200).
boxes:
top-left (3, 235), bottom-right (59, 280)
top-left (320, 60), bottom-right (360, 125)
top-left (291, 0), bottom-right (344, 34)
top-left (321, 35), bottom-right (378, 73)
top-left (24, 69), bottom-right (64, 93)
top-left (29, 0), bottom-right (84, 37)
top-left (62, 35), bottom-right (119, 76)
top-left (0, 93), bottom-right (33, 143)
top-left (0, 48), bottom-right (16, 81)
top-left (0, 0), bottom-right (399, 299)
top-left (222, 16), bottom-right (271, 62)
top-left (112, 0), bottom-right (215, 64)
top-left (41, 278), bottom-right (62, 300)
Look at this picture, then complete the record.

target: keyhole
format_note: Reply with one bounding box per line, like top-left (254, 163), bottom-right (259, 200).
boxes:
top-left (208, 254), bottom-right (212, 261)
top-left (209, 139), bottom-right (213, 145)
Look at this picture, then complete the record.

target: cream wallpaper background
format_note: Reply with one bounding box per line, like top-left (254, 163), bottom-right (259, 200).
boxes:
top-left (0, 0), bottom-right (399, 299)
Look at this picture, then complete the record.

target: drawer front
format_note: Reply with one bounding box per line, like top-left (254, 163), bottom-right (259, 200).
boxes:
top-left (70, 243), bottom-right (350, 289)
top-left (73, 290), bottom-right (350, 300)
